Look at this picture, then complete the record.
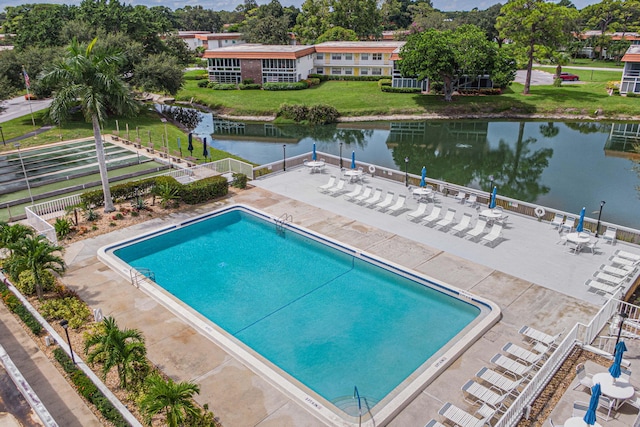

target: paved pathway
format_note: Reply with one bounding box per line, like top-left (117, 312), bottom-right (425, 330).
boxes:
top-left (0, 96), bottom-right (52, 124)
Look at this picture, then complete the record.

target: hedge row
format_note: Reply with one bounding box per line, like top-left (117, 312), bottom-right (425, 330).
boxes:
top-left (457, 88), bottom-right (502, 95)
top-left (180, 176), bottom-right (229, 204)
top-left (53, 348), bottom-right (130, 427)
top-left (381, 86), bottom-right (422, 93)
top-left (80, 177), bottom-right (160, 207)
top-left (276, 103), bottom-right (339, 125)
top-left (263, 81), bottom-right (309, 91)
top-left (325, 75), bottom-right (387, 81)
top-left (0, 280), bottom-right (43, 335)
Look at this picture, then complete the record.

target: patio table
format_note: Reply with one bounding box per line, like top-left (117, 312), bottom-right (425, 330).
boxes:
top-left (305, 161), bottom-right (325, 173)
top-left (565, 232), bottom-right (591, 254)
top-left (479, 209), bottom-right (503, 222)
top-left (412, 187), bottom-right (433, 202)
top-left (343, 169), bottom-right (363, 182)
top-left (564, 417), bottom-right (602, 427)
top-left (592, 372), bottom-right (635, 409)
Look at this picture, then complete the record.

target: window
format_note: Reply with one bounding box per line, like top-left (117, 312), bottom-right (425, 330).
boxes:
top-left (316, 53), bottom-right (324, 60)
top-left (345, 53), bottom-right (353, 60)
top-left (361, 53), bottom-right (369, 61)
top-left (372, 68), bottom-right (382, 75)
top-left (372, 53), bottom-right (382, 61)
top-left (361, 68), bottom-right (369, 75)
top-left (332, 53), bottom-right (342, 60)
top-left (331, 68), bottom-right (342, 75)
top-left (316, 68), bottom-right (324, 74)
top-left (344, 68), bottom-right (353, 75)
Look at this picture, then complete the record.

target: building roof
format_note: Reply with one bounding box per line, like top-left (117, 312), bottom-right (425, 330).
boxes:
top-left (314, 41), bottom-right (405, 53)
top-left (203, 44), bottom-right (316, 59)
top-left (580, 30), bottom-right (640, 41)
top-left (195, 32), bottom-right (244, 41)
top-left (622, 45), bottom-right (640, 62)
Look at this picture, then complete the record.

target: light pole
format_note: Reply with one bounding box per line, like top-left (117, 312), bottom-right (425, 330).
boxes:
top-left (595, 200), bottom-right (606, 237)
top-left (14, 143), bottom-right (34, 205)
top-left (614, 311), bottom-right (629, 354)
top-left (339, 142), bottom-right (343, 168)
top-left (0, 125), bottom-right (5, 145)
top-left (282, 144), bottom-right (286, 172)
top-left (60, 319), bottom-right (75, 364)
top-left (404, 156), bottom-right (409, 187)
top-left (488, 175), bottom-right (494, 207)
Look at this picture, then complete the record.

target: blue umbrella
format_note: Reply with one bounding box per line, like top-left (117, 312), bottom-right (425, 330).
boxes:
top-left (420, 166), bottom-right (427, 187)
top-left (312, 143), bottom-right (317, 161)
top-left (351, 151), bottom-right (356, 169)
top-left (203, 137), bottom-right (209, 158)
top-left (609, 340), bottom-right (628, 378)
top-left (489, 186), bottom-right (498, 209)
top-left (584, 383), bottom-right (601, 425)
top-left (187, 133), bottom-right (193, 155)
top-left (576, 207), bottom-right (586, 232)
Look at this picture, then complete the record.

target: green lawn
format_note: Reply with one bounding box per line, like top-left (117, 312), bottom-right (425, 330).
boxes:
top-left (177, 78), bottom-right (640, 119)
top-left (533, 66), bottom-right (622, 83)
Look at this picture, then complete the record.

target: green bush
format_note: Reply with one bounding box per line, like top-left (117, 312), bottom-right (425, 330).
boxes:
top-left (179, 176), bottom-right (228, 205)
top-left (553, 78), bottom-right (563, 87)
top-left (307, 104), bottom-right (340, 125)
top-left (378, 79), bottom-right (392, 87)
top-left (16, 270), bottom-right (56, 296)
top-left (184, 74), bottom-right (207, 81)
top-left (80, 189), bottom-right (105, 208)
top-left (242, 78), bottom-right (254, 84)
top-left (54, 347), bottom-right (77, 373)
top-left (197, 80), bottom-right (209, 88)
top-left (3, 292), bottom-right (43, 335)
top-left (238, 83), bottom-right (261, 90)
top-left (458, 88), bottom-right (502, 95)
top-left (308, 78), bottom-right (321, 86)
top-left (381, 86), bottom-right (422, 93)
top-left (627, 92), bottom-right (638, 98)
top-left (326, 75), bottom-right (386, 81)
top-left (308, 73), bottom-right (329, 82)
top-left (277, 103), bottom-right (309, 121)
top-left (211, 83), bottom-right (237, 90)
top-left (232, 173), bottom-right (248, 189)
top-left (40, 296), bottom-right (91, 329)
top-left (55, 217), bottom-right (72, 239)
top-left (263, 81), bottom-right (309, 91)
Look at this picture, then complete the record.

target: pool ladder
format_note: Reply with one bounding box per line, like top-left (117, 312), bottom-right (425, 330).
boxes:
top-left (130, 268), bottom-right (156, 288)
top-left (275, 213), bottom-right (293, 235)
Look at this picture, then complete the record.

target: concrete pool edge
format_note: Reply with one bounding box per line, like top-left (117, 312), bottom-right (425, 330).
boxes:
top-left (97, 204), bottom-right (502, 427)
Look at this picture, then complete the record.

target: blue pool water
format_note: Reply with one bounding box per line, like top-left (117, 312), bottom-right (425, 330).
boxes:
top-left (114, 208), bottom-right (480, 410)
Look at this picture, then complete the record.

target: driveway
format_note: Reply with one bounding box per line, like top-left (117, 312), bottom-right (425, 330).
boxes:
top-left (515, 69), bottom-right (555, 85)
top-left (0, 95), bottom-right (52, 123)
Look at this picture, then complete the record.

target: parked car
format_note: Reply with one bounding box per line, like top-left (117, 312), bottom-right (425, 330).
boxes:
top-left (558, 72), bottom-right (579, 81)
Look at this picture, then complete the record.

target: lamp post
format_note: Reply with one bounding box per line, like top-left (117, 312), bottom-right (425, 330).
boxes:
top-left (595, 200), bottom-right (606, 237)
top-left (282, 144), bottom-right (286, 172)
top-left (614, 311), bottom-right (629, 354)
top-left (404, 156), bottom-right (409, 187)
top-left (339, 142), bottom-right (343, 169)
top-left (60, 319), bottom-right (75, 364)
top-left (0, 125), bottom-right (5, 145)
top-left (488, 175), bottom-right (494, 207)
top-left (14, 143), bottom-right (34, 205)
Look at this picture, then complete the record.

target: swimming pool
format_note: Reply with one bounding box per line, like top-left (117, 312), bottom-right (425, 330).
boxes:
top-left (100, 205), bottom-right (499, 426)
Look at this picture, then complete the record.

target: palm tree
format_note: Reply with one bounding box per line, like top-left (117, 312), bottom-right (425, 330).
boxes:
top-left (8, 235), bottom-right (65, 299)
top-left (40, 38), bottom-right (138, 213)
top-left (84, 316), bottom-right (147, 389)
top-left (0, 222), bottom-right (33, 256)
top-left (140, 374), bottom-right (201, 427)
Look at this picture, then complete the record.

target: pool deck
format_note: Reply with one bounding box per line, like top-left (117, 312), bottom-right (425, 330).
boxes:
top-left (58, 164), bottom-right (640, 427)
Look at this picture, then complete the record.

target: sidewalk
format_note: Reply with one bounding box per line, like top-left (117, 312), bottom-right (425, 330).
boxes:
top-left (0, 305), bottom-right (102, 427)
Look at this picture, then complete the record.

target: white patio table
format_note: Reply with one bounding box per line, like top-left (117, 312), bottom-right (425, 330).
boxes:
top-left (592, 372), bottom-right (635, 409)
top-left (564, 416), bottom-right (602, 427)
top-left (305, 161), bottom-right (325, 173)
top-left (343, 169), bottom-right (363, 182)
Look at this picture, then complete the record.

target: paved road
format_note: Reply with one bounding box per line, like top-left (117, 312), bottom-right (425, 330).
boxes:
top-left (0, 95), bottom-right (52, 124)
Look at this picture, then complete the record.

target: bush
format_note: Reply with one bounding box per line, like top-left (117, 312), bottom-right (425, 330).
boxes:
top-left (381, 86), bottom-right (422, 93)
top-left (40, 296), bottom-right (91, 329)
top-left (179, 176), bottom-right (228, 204)
top-left (308, 73), bottom-right (329, 82)
top-left (232, 173), bottom-right (247, 189)
top-left (242, 78), bottom-right (254, 85)
top-left (378, 79), bottom-right (392, 87)
top-left (308, 78), bottom-right (320, 86)
top-left (307, 104), bottom-right (339, 125)
top-left (553, 78), bottom-right (563, 87)
top-left (211, 83), bottom-right (237, 90)
top-left (627, 92), bottom-right (638, 98)
top-left (238, 83), bottom-right (261, 90)
top-left (0, 287), bottom-right (43, 335)
top-left (16, 270), bottom-right (56, 296)
top-left (263, 81), bottom-right (308, 91)
top-left (277, 104), bottom-right (309, 122)
top-left (325, 75), bottom-right (386, 81)
top-left (197, 80), bottom-right (209, 88)
top-left (55, 217), bottom-right (72, 239)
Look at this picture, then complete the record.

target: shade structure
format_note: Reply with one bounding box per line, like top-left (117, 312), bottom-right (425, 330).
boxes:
top-left (583, 383), bottom-right (601, 425)
top-left (420, 166), bottom-right (427, 187)
top-left (187, 133), bottom-right (194, 155)
top-left (312, 143), bottom-right (317, 161)
top-left (609, 340), bottom-right (628, 378)
top-left (576, 207), bottom-right (586, 232)
top-left (351, 151), bottom-right (356, 169)
top-left (203, 137), bottom-right (209, 158)
top-left (489, 186), bottom-right (498, 209)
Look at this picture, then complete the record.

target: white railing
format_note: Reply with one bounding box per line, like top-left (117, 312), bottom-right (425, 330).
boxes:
top-left (28, 194), bottom-right (82, 221)
top-left (25, 206), bottom-right (57, 245)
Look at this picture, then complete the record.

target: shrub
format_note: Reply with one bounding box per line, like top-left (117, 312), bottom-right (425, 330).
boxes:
top-left (627, 92), bottom-right (638, 98)
top-left (308, 73), bottom-right (329, 82)
top-left (378, 79), bottom-right (392, 87)
top-left (16, 270), bottom-right (56, 296)
top-left (308, 78), bottom-right (320, 86)
top-left (55, 218), bottom-right (72, 239)
top-left (238, 83), bottom-right (261, 90)
top-left (40, 296), bottom-right (91, 329)
top-left (211, 83), bottom-right (237, 90)
top-left (54, 347), bottom-right (76, 373)
top-left (263, 81), bottom-right (308, 91)
top-left (381, 86), bottom-right (422, 93)
top-left (553, 78), bottom-right (563, 87)
top-left (232, 173), bottom-right (247, 189)
top-left (242, 78), bottom-right (254, 85)
top-left (325, 75), bottom-right (386, 81)
top-left (197, 80), bottom-right (209, 88)
top-left (1, 288), bottom-right (44, 335)
top-left (80, 190), bottom-right (104, 208)
top-left (307, 104), bottom-right (340, 125)
top-left (277, 103), bottom-right (309, 122)
top-left (179, 176), bottom-right (228, 205)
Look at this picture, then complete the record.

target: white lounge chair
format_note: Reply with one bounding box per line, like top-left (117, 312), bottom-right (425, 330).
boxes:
top-left (519, 325), bottom-right (562, 347)
top-left (502, 342), bottom-right (546, 365)
top-left (317, 175), bottom-right (336, 192)
top-left (465, 193), bottom-right (478, 208)
top-left (560, 216), bottom-right (576, 232)
top-left (455, 191), bottom-right (467, 203)
top-left (594, 271), bottom-right (625, 286)
top-left (326, 178), bottom-right (346, 195)
top-left (476, 367), bottom-right (521, 394)
top-left (438, 402), bottom-right (488, 427)
top-left (451, 213), bottom-right (473, 235)
top-left (600, 264), bottom-right (634, 279)
top-left (466, 219), bottom-right (488, 240)
top-left (550, 213), bottom-right (564, 228)
top-left (421, 206), bottom-right (441, 225)
top-left (602, 226), bottom-right (617, 245)
top-left (387, 195), bottom-right (406, 214)
top-left (435, 209), bottom-right (456, 229)
top-left (482, 223), bottom-right (503, 245)
top-left (407, 202), bottom-right (428, 221)
top-left (353, 186), bottom-right (372, 203)
top-left (491, 353), bottom-right (535, 379)
top-left (616, 250), bottom-right (640, 262)
top-left (343, 184), bottom-right (363, 200)
top-left (362, 187), bottom-right (382, 205)
top-left (375, 192), bottom-right (394, 210)
top-left (424, 420), bottom-right (447, 427)
top-left (585, 279), bottom-right (620, 296)
top-left (461, 379), bottom-right (509, 409)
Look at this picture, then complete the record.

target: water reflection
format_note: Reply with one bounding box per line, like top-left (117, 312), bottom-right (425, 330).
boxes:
top-left (174, 107), bottom-right (639, 228)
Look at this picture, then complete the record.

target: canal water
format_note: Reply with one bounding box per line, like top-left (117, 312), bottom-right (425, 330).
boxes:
top-left (161, 106), bottom-right (640, 229)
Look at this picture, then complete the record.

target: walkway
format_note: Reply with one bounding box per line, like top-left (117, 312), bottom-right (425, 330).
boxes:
top-left (0, 96), bottom-right (52, 124)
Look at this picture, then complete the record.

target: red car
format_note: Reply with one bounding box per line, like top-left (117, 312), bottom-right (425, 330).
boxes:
top-left (558, 72), bottom-right (579, 81)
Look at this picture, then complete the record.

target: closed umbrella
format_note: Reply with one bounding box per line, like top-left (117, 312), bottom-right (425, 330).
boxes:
top-left (576, 207), bottom-right (586, 232)
top-left (187, 133), bottom-right (193, 156)
top-left (177, 137), bottom-right (182, 156)
top-left (203, 137), bottom-right (209, 158)
top-left (583, 383), bottom-right (601, 426)
top-left (609, 340), bottom-right (628, 378)
top-left (489, 186), bottom-right (498, 209)
top-left (312, 143), bottom-right (317, 161)
top-left (351, 151), bottom-right (356, 169)
top-left (420, 166), bottom-right (427, 187)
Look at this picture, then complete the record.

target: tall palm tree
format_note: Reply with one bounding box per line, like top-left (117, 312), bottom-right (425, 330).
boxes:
top-left (40, 38), bottom-right (138, 213)
top-left (140, 374), bottom-right (201, 427)
top-left (8, 235), bottom-right (65, 299)
top-left (84, 316), bottom-right (147, 389)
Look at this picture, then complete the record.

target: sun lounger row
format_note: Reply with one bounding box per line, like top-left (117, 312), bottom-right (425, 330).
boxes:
top-left (318, 178), bottom-right (408, 214)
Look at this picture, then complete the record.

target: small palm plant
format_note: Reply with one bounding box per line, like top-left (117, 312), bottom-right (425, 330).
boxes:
top-left (7, 235), bottom-right (65, 299)
top-left (140, 374), bottom-right (201, 427)
top-left (152, 182), bottom-right (180, 209)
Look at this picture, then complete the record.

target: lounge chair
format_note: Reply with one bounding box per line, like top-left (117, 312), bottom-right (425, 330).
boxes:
top-left (610, 256), bottom-right (640, 269)
top-left (421, 206), bottom-right (441, 225)
top-left (362, 187), bottom-right (382, 205)
top-left (594, 271), bottom-right (625, 286)
top-left (438, 402), bottom-right (488, 427)
top-left (602, 226), bottom-right (617, 245)
top-left (343, 184), bottom-right (363, 200)
top-left (353, 186), bottom-right (372, 203)
top-left (375, 192), bottom-right (395, 210)
top-left (502, 342), bottom-right (546, 365)
top-left (455, 191), bottom-right (467, 203)
top-left (407, 202), bottom-right (428, 221)
top-left (482, 224), bottom-right (503, 245)
top-left (475, 367), bottom-right (522, 395)
top-left (490, 353), bottom-right (535, 379)
top-left (317, 175), bottom-right (336, 192)
top-left (451, 213), bottom-right (473, 235)
top-left (326, 178), bottom-right (346, 195)
top-left (466, 219), bottom-right (488, 240)
top-left (616, 250), bottom-right (640, 262)
top-left (424, 420), bottom-right (447, 427)
top-left (387, 195), bottom-right (406, 214)
top-left (600, 264), bottom-right (634, 279)
top-left (465, 193), bottom-right (478, 208)
top-left (518, 325), bottom-right (562, 347)
top-left (585, 279), bottom-right (620, 296)
top-left (435, 209), bottom-right (456, 229)
top-left (461, 379), bottom-right (509, 409)
top-left (560, 216), bottom-right (576, 232)
top-left (550, 213), bottom-right (564, 228)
